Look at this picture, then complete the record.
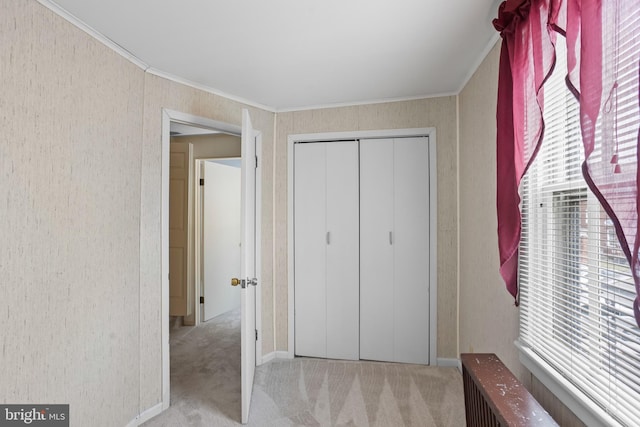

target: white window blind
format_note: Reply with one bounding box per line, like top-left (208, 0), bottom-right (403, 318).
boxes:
top-left (519, 38), bottom-right (640, 426)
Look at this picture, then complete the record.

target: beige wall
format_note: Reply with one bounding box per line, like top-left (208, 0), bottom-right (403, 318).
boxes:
top-left (458, 41), bottom-right (584, 426)
top-left (1, 1), bottom-right (144, 425)
top-left (458, 42), bottom-right (524, 379)
top-left (2, 1), bottom-right (276, 424)
top-left (275, 99), bottom-right (460, 358)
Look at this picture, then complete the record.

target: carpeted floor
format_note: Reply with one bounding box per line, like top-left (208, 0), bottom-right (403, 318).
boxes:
top-left (142, 309), bottom-right (466, 426)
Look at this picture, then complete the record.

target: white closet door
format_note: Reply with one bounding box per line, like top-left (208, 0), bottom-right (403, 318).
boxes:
top-left (326, 141), bottom-right (359, 360)
top-left (294, 143), bottom-right (327, 358)
top-left (295, 141), bottom-right (359, 360)
top-left (394, 137), bottom-right (430, 364)
top-left (360, 137), bottom-right (430, 365)
top-left (360, 138), bottom-right (395, 362)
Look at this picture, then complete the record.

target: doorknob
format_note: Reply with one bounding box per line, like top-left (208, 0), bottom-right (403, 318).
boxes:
top-left (231, 277), bottom-right (258, 288)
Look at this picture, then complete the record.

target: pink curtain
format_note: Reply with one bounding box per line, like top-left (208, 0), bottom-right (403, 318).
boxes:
top-left (493, 0), bottom-right (558, 302)
top-left (494, 0), bottom-right (640, 326)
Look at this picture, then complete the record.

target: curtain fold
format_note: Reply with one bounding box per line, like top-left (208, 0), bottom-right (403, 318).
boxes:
top-left (494, 0), bottom-right (640, 326)
top-left (493, 0), bottom-right (557, 302)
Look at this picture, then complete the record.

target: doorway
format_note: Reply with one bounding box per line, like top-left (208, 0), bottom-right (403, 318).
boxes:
top-left (161, 109), bottom-right (262, 423)
top-left (169, 130), bottom-right (243, 326)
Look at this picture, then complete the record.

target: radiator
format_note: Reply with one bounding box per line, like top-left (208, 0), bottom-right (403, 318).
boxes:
top-left (461, 353), bottom-right (558, 427)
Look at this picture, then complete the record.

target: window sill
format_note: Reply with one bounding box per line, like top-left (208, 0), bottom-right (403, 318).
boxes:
top-left (515, 340), bottom-right (620, 427)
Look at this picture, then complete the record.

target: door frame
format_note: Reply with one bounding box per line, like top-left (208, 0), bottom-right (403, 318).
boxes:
top-left (286, 127), bottom-right (438, 364)
top-left (161, 109), bottom-right (263, 409)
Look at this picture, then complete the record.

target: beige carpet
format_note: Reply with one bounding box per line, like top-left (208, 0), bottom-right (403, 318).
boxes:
top-left (142, 309), bottom-right (466, 426)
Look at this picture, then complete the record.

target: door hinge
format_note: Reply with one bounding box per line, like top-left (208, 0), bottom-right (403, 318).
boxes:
top-left (199, 178), bottom-right (204, 186)
top-left (255, 155), bottom-right (258, 169)
top-left (200, 296), bottom-right (204, 304)
top-left (255, 329), bottom-right (258, 341)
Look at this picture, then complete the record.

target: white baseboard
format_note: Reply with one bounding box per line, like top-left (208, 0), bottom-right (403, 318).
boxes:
top-left (126, 402), bottom-right (164, 427)
top-left (267, 352), bottom-right (454, 365)
top-left (437, 358), bottom-right (461, 369)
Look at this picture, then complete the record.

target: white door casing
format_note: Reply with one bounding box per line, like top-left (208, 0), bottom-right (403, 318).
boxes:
top-left (240, 109), bottom-right (257, 424)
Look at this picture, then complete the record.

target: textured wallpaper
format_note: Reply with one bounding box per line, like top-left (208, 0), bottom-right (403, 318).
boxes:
top-left (458, 42), bottom-right (522, 374)
top-left (1, 1), bottom-right (144, 425)
top-left (3, 1), bottom-right (277, 424)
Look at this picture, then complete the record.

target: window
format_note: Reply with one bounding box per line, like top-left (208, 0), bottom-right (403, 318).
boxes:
top-left (519, 39), bottom-right (640, 426)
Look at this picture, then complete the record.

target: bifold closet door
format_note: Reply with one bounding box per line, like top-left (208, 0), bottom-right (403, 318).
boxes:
top-left (294, 141), bottom-right (359, 360)
top-left (360, 137), bottom-right (430, 365)
top-left (325, 142), bottom-right (359, 360)
top-left (294, 143), bottom-right (326, 358)
top-left (360, 139), bottom-right (395, 362)
top-left (394, 137), bottom-right (429, 365)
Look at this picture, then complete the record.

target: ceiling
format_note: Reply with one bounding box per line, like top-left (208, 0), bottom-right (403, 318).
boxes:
top-left (46, 0), bottom-right (500, 111)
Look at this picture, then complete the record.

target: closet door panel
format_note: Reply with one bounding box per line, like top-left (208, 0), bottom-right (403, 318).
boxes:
top-left (326, 141), bottom-right (360, 360)
top-left (294, 143), bottom-right (327, 358)
top-left (360, 138), bottom-right (394, 362)
top-left (394, 137), bottom-right (430, 364)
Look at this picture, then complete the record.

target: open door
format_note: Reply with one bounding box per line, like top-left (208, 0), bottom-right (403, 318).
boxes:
top-left (238, 109), bottom-right (257, 424)
top-left (169, 142), bottom-right (193, 317)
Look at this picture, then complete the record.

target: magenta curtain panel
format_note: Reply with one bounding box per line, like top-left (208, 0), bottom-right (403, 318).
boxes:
top-left (493, 0), bottom-right (558, 302)
top-left (494, 0), bottom-right (640, 325)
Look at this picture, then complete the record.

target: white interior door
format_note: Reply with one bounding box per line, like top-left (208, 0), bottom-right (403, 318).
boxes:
top-left (240, 109), bottom-right (257, 424)
top-left (203, 160), bottom-right (241, 321)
